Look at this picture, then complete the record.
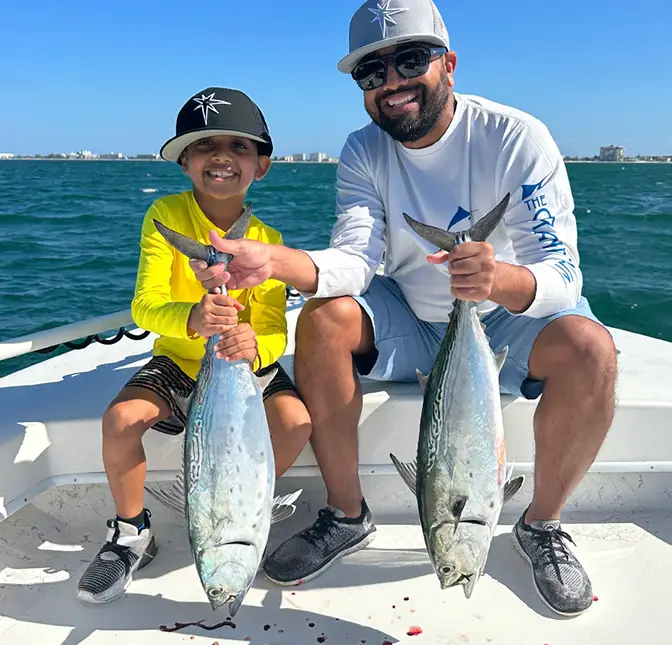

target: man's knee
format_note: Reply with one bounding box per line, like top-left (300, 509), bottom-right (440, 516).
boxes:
top-left (530, 315), bottom-right (617, 384)
top-left (296, 296), bottom-right (371, 351)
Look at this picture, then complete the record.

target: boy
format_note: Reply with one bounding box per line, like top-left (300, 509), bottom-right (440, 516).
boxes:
top-left (77, 87), bottom-right (312, 604)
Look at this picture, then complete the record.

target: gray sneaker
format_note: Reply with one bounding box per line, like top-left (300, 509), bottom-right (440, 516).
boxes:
top-left (77, 511), bottom-right (158, 603)
top-left (512, 509), bottom-right (593, 616)
top-left (263, 498), bottom-right (376, 586)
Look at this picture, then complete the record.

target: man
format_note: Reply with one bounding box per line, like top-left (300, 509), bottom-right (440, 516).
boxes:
top-left (191, 0), bottom-right (616, 617)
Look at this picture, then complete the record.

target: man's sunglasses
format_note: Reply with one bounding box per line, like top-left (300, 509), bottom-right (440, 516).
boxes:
top-left (351, 45), bottom-right (448, 91)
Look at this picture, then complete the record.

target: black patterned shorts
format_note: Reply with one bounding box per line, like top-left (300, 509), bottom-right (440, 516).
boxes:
top-left (123, 355), bottom-right (298, 435)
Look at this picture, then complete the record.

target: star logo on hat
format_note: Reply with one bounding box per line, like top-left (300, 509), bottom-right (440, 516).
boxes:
top-left (368, 1), bottom-right (408, 38)
top-left (192, 92), bottom-right (231, 125)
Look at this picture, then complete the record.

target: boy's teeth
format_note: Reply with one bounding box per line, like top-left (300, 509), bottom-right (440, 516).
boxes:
top-left (208, 170), bottom-right (234, 178)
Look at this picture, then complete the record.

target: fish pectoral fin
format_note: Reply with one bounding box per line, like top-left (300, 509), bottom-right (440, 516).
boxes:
top-left (494, 346), bottom-right (508, 373)
top-left (415, 369), bottom-right (430, 393)
top-left (503, 475), bottom-right (525, 503)
top-left (256, 368), bottom-right (279, 392)
top-left (389, 453), bottom-right (417, 496)
top-left (271, 489), bottom-right (303, 524)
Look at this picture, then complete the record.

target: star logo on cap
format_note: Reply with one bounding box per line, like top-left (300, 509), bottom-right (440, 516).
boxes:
top-left (192, 92), bottom-right (231, 125)
top-left (368, 1), bottom-right (408, 38)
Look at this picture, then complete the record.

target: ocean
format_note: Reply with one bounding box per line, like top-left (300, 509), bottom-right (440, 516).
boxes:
top-left (1, 160), bottom-right (670, 378)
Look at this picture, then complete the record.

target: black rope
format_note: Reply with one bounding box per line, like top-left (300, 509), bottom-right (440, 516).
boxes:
top-left (33, 289), bottom-right (304, 357)
top-left (35, 327), bottom-right (150, 355)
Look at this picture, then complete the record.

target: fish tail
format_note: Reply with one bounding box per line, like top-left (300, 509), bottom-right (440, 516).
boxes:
top-left (402, 193), bottom-right (511, 251)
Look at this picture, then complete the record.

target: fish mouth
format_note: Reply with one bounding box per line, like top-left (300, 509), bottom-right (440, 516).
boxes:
top-left (459, 517), bottom-right (487, 527)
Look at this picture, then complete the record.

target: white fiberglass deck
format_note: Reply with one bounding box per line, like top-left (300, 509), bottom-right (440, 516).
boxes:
top-left (2, 304), bottom-right (672, 643)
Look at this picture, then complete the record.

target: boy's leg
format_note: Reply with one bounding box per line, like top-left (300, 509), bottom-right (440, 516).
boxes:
top-left (483, 296), bottom-right (617, 616)
top-left (259, 362), bottom-right (312, 478)
top-left (77, 355), bottom-right (195, 604)
top-left (264, 275), bottom-right (444, 586)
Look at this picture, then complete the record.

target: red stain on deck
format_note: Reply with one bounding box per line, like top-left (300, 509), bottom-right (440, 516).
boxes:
top-left (407, 625), bottom-right (423, 636)
top-left (593, 595), bottom-right (599, 601)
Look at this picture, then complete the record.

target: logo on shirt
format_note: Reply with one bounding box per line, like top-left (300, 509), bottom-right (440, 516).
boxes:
top-left (521, 172), bottom-right (552, 201)
top-left (448, 206), bottom-right (471, 231)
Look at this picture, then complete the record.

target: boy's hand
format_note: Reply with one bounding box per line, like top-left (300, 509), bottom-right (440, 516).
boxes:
top-left (189, 259), bottom-right (228, 292)
top-left (214, 323), bottom-right (258, 365)
top-left (187, 294), bottom-right (244, 338)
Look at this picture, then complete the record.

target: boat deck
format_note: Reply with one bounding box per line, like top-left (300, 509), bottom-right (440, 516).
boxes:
top-left (1, 480), bottom-right (671, 644)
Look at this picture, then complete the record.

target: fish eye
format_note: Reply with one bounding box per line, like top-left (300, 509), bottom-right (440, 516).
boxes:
top-left (440, 565), bottom-right (453, 575)
top-left (208, 588), bottom-right (222, 597)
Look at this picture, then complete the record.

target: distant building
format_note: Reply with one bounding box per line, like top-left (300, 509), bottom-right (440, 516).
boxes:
top-left (0, 153), bottom-right (15, 159)
top-left (599, 145), bottom-right (625, 162)
top-left (309, 151), bottom-right (327, 162)
top-left (292, 153), bottom-right (307, 162)
top-left (100, 152), bottom-right (125, 159)
top-left (134, 154), bottom-right (161, 160)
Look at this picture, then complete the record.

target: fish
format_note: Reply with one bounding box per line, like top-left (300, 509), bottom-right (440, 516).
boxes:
top-left (153, 206), bottom-right (280, 617)
top-left (390, 193), bottom-right (525, 599)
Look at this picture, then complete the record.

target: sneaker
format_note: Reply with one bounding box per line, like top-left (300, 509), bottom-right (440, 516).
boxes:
top-left (512, 509), bottom-right (593, 616)
top-left (77, 511), bottom-right (158, 603)
top-left (263, 498), bottom-right (376, 586)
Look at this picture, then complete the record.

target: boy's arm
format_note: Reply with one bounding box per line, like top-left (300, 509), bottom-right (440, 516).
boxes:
top-left (131, 204), bottom-right (196, 338)
top-left (248, 230), bottom-right (288, 371)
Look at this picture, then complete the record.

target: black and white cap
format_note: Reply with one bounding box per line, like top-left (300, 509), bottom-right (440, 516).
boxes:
top-left (160, 87), bottom-right (273, 162)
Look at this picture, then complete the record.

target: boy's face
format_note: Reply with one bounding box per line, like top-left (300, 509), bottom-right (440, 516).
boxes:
top-left (181, 135), bottom-right (270, 199)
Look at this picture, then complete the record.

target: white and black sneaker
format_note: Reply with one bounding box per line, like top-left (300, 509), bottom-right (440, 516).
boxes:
top-left (76, 510), bottom-right (158, 603)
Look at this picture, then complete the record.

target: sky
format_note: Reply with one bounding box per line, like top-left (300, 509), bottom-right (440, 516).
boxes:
top-left (0, 0), bottom-right (670, 158)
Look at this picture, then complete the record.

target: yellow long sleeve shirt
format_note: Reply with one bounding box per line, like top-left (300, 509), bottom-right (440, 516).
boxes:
top-left (131, 190), bottom-right (287, 381)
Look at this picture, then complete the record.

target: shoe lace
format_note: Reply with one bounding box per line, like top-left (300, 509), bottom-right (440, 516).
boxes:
top-left (300, 508), bottom-right (338, 547)
top-left (534, 526), bottom-right (577, 583)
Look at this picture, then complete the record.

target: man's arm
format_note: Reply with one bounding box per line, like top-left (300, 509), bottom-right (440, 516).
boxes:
top-left (493, 120), bottom-right (582, 317)
top-left (195, 131), bottom-right (387, 297)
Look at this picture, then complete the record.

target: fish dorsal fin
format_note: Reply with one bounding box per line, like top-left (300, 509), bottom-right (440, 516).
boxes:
top-left (503, 475), bottom-right (525, 503)
top-left (416, 369), bottom-right (430, 393)
top-left (390, 453), bottom-right (417, 496)
top-left (494, 346), bottom-right (508, 373)
top-left (257, 368), bottom-right (278, 392)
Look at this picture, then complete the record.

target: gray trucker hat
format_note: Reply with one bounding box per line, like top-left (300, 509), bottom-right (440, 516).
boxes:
top-left (337, 0), bottom-right (450, 74)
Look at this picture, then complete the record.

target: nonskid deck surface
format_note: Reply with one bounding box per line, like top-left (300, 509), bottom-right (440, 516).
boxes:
top-left (1, 482), bottom-right (672, 645)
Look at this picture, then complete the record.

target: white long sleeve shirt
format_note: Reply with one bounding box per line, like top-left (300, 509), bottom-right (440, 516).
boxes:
top-left (303, 93), bottom-right (582, 322)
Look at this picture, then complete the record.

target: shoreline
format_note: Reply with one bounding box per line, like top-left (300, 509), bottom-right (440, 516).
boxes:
top-left (0, 158), bottom-right (339, 163)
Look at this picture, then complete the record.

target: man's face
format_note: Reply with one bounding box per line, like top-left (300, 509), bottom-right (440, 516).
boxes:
top-left (355, 42), bottom-right (456, 143)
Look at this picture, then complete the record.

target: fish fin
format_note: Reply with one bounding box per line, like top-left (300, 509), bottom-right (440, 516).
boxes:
top-left (500, 393), bottom-right (517, 409)
top-left (144, 482), bottom-right (186, 516)
top-left (451, 496), bottom-right (468, 531)
top-left (402, 213), bottom-right (458, 253)
top-left (503, 475), bottom-right (525, 503)
top-left (256, 368), bottom-right (278, 392)
top-left (227, 590), bottom-right (246, 617)
top-left (153, 219), bottom-right (213, 263)
top-left (389, 453), bottom-right (417, 496)
top-left (224, 203), bottom-right (253, 241)
top-left (271, 489), bottom-right (303, 524)
top-left (463, 570), bottom-right (481, 599)
top-left (466, 193), bottom-right (511, 242)
top-left (415, 369), bottom-right (430, 393)
top-left (494, 346), bottom-right (508, 372)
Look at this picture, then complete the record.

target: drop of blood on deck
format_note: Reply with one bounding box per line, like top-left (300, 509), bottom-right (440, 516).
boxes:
top-left (407, 625), bottom-right (423, 636)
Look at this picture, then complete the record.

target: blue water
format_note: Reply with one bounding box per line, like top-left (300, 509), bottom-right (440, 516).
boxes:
top-left (1, 160), bottom-right (670, 378)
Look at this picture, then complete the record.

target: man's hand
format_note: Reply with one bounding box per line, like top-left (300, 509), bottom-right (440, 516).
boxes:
top-left (194, 230), bottom-right (274, 291)
top-left (187, 293), bottom-right (244, 338)
top-left (427, 241), bottom-right (496, 302)
top-left (214, 323), bottom-right (258, 365)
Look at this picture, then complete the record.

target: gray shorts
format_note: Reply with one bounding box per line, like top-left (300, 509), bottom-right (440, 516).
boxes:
top-left (353, 274), bottom-right (603, 400)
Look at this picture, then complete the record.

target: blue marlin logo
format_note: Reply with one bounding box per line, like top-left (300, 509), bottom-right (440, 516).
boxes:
top-left (448, 206), bottom-right (471, 231)
top-left (521, 172), bottom-right (552, 201)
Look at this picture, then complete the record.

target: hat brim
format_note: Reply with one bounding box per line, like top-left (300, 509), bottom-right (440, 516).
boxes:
top-left (337, 34), bottom-right (448, 74)
top-left (160, 129), bottom-right (271, 162)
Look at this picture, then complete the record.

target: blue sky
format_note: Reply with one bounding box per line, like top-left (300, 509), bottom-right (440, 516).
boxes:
top-left (0, 0), bottom-right (669, 158)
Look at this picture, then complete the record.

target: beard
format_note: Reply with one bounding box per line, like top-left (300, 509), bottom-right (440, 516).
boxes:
top-left (367, 69), bottom-right (451, 143)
